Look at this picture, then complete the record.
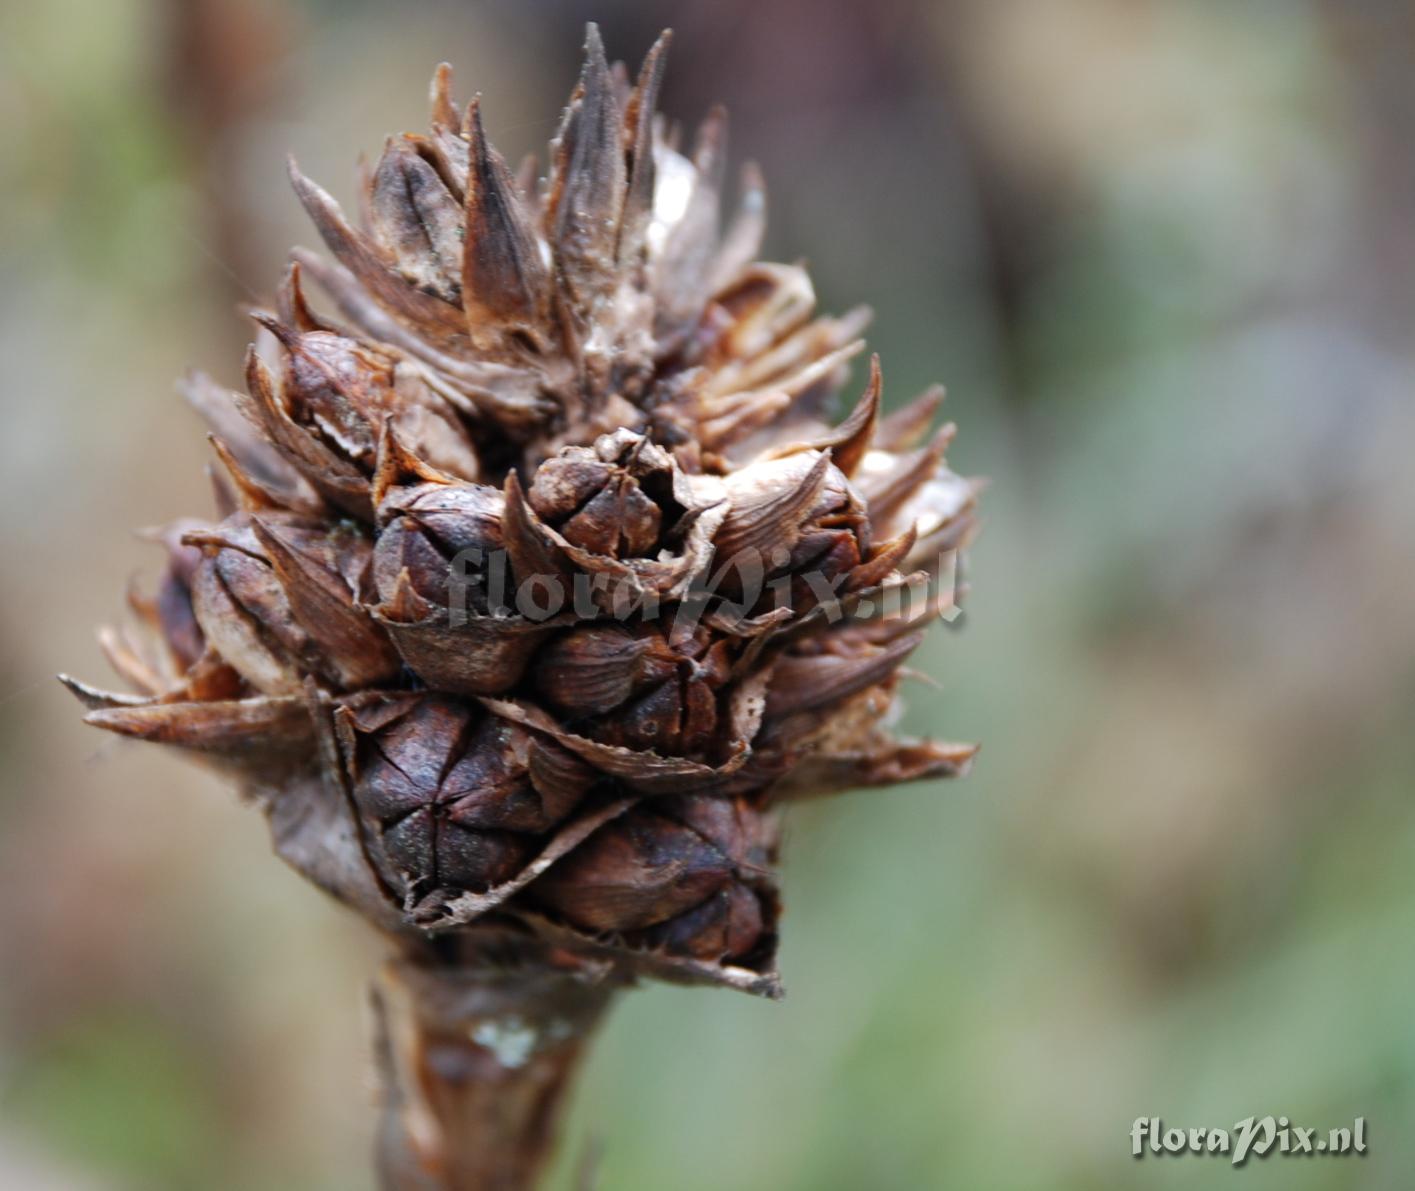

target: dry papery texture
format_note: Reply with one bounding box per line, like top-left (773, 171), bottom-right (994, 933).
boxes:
top-left (68, 24), bottom-right (978, 1190)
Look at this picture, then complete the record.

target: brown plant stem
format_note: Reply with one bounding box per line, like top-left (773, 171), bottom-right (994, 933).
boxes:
top-left (372, 935), bottom-right (622, 1191)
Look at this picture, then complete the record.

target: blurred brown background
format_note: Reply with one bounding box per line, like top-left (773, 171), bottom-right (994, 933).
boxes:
top-left (3, 1), bottom-right (1415, 1187)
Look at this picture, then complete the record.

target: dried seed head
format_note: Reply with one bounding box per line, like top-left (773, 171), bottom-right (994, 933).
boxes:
top-left (71, 25), bottom-right (979, 989)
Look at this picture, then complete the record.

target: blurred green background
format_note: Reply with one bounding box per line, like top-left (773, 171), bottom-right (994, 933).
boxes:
top-left (3, 0), bottom-right (1415, 1187)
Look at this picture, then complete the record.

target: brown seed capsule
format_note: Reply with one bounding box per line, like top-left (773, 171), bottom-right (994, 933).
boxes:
top-left (533, 623), bottom-right (676, 718)
top-left (368, 137), bottom-right (465, 303)
top-left (374, 479), bottom-right (507, 610)
top-left (515, 429), bottom-right (725, 606)
top-left (187, 514), bottom-right (399, 694)
top-left (529, 793), bottom-right (776, 962)
top-left (339, 693), bottom-right (596, 901)
top-left (530, 436), bottom-right (666, 558)
top-left (534, 621), bottom-right (733, 758)
top-left (367, 460), bottom-right (584, 695)
top-left (636, 883), bottom-right (765, 962)
top-left (257, 313), bottom-right (481, 487)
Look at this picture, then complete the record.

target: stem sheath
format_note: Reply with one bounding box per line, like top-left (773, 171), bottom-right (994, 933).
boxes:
top-left (373, 942), bottom-right (619, 1191)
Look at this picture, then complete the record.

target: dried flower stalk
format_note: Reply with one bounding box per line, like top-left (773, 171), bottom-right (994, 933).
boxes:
top-left (66, 25), bottom-right (979, 1190)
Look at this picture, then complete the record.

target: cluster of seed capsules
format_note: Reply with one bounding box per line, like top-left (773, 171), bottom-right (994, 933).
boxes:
top-left (69, 28), bottom-right (978, 995)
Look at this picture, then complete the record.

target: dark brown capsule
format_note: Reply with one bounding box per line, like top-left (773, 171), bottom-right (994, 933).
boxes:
top-left (374, 480), bottom-right (507, 610)
top-left (529, 806), bottom-right (731, 932)
top-left (189, 515), bottom-right (399, 694)
top-left (339, 693), bottom-right (596, 900)
top-left (526, 429), bottom-right (684, 558)
top-left (530, 793), bottom-right (776, 962)
top-left (535, 621), bottom-right (733, 758)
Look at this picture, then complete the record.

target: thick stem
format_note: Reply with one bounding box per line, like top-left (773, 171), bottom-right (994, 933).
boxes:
top-left (372, 938), bottom-right (620, 1191)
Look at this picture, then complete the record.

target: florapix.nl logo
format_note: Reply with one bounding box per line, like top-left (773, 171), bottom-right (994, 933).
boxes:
top-left (1131, 1116), bottom-right (1367, 1166)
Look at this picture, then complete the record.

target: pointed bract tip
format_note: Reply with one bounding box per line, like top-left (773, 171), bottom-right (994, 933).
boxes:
top-left (575, 24), bottom-right (614, 104)
top-left (249, 310), bottom-right (298, 349)
top-left (466, 91), bottom-right (489, 141)
top-left (430, 61), bottom-right (456, 124)
top-left (819, 356), bottom-right (880, 479)
top-left (372, 417), bottom-right (451, 508)
top-left (208, 435), bottom-right (282, 511)
top-left (58, 674), bottom-right (146, 711)
top-left (638, 29), bottom-right (672, 78)
top-left (382, 567), bottom-right (433, 623)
